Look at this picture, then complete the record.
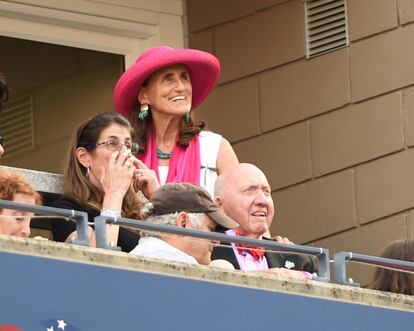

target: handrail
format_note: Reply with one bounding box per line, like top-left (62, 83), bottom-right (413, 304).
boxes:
top-left (94, 215), bottom-right (331, 282)
top-left (0, 198), bottom-right (330, 281)
top-left (0, 199), bottom-right (89, 246)
top-left (334, 251), bottom-right (414, 286)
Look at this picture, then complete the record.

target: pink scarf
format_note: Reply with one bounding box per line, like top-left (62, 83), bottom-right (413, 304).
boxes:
top-left (139, 127), bottom-right (201, 185)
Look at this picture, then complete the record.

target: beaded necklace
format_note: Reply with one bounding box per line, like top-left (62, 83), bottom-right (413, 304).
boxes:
top-left (157, 148), bottom-right (172, 159)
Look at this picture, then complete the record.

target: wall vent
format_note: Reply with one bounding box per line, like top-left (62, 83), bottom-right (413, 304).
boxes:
top-left (304, 0), bottom-right (349, 58)
top-left (0, 95), bottom-right (35, 158)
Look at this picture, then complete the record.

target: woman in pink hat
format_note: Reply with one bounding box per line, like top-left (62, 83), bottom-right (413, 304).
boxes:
top-left (113, 46), bottom-right (238, 196)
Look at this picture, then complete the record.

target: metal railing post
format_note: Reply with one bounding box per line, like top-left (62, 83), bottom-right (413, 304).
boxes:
top-left (334, 251), bottom-right (414, 286)
top-left (315, 248), bottom-right (330, 282)
top-left (334, 252), bottom-right (357, 286)
top-left (0, 199), bottom-right (89, 246)
top-left (94, 215), bottom-right (121, 251)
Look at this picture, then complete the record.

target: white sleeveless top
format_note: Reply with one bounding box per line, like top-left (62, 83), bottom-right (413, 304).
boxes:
top-left (158, 131), bottom-right (222, 197)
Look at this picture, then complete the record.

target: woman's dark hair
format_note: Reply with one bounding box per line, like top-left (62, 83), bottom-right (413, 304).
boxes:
top-left (64, 112), bottom-right (144, 219)
top-left (128, 77), bottom-right (206, 153)
top-left (0, 73), bottom-right (9, 111)
top-left (76, 112), bottom-right (132, 151)
top-left (366, 240), bottom-right (414, 295)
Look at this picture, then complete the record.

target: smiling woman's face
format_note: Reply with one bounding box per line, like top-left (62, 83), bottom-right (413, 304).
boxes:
top-left (139, 64), bottom-right (193, 117)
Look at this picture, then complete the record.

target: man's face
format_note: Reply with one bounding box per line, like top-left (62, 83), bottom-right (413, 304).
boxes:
top-left (217, 165), bottom-right (274, 238)
top-left (184, 214), bottom-right (217, 265)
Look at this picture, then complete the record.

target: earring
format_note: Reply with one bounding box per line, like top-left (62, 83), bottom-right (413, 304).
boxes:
top-left (86, 166), bottom-right (90, 178)
top-left (183, 112), bottom-right (190, 123)
top-left (138, 103), bottom-right (149, 120)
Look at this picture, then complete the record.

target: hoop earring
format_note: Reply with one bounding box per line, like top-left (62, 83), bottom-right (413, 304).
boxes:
top-left (138, 104), bottom-right (149, 120)
top-left (183, 112), bottom-right (190, 123)
top-left (86, 166), bottom-right (90, 178)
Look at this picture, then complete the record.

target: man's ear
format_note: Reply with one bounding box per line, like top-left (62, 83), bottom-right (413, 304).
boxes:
top-left (76, 147), bottom-right (91, 169)
top-left (176, 211), bottom-right (189, 228)
top-left (215, 196), bottom-right (224, 209)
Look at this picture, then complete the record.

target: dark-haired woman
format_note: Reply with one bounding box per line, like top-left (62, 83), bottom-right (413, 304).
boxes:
top-left (51, 112), bottom-right (159, 252)
top-left (366, 240), bottom-right (414, 295)
top-left (113, 46), bottom-right (238, 196)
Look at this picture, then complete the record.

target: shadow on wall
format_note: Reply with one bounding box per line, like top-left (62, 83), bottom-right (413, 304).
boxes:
top-left (0, 36), bottom-right (124, 174)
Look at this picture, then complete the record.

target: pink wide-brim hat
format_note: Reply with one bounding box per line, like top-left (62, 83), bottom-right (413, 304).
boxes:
top-left (113, 46), bottom-right (220, 117)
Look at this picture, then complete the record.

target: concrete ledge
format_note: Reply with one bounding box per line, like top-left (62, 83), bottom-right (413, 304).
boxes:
top-left (0, 235), bottom-right (413, 312)
top-left (0, 165), bottom-right (63, 194)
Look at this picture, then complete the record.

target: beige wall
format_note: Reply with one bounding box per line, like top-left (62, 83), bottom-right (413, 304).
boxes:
top-left (186, 0), bottom-right (414, 283)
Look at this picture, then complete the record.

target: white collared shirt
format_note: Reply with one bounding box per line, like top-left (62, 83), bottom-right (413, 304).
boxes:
top-left (130, 236), bottom-right (198, 265)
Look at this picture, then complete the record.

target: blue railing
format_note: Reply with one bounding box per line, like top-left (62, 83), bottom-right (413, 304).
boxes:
top-left (0, 198), bottom-right (330, 282)
top-left (94, 215), bottom-right (330, 282)
top-left (3, 198), bottom-right (414, 287)
top-left (334, 251), bottom-right (414, 286)
top-left (0, 199), bottom-right (89, 246)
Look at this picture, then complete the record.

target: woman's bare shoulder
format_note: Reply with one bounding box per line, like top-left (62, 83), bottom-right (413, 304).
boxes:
top-left (216, 136), bottom-right (239, 174)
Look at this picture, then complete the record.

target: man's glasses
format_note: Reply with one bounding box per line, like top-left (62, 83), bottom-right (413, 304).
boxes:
top-left (95, 139), bottom-right (139, 154)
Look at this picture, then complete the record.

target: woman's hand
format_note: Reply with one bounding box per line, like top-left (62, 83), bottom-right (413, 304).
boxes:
top-left (131, 157), bottom-right (160, 198)
top-left (65, 226), bottom-right (96, 247)
top-left (100, 146), bottom-right (135, 212)
top-left (98, 146), bottom-right (137, 246)
top-left (272, 235), bottom-right (294, 245)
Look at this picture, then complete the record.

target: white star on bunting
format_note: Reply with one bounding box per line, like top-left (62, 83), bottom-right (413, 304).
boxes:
top-left (57, 320), bottom-right (67, 330)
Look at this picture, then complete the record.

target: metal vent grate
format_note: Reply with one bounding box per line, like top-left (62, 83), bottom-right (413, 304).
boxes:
top-left (0, 95), bottom-right (35, 158)
top-left (305, 0), bottom-right (349, 58)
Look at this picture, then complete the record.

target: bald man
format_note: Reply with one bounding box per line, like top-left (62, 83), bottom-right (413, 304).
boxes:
top-left (212, 163), bottom-right (317, 276)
